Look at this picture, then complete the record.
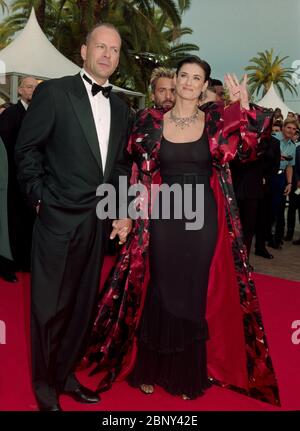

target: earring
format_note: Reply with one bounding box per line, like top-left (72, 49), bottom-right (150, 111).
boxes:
top-left (200, 90), bottom-right (207, 101)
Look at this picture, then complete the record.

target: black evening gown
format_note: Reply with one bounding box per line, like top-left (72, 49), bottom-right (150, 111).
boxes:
top-left (128, 132), bottom-right (218, 398)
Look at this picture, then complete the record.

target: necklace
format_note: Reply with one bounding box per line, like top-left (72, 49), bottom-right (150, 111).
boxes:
top-left (169, 109), bottom-right (199, 129)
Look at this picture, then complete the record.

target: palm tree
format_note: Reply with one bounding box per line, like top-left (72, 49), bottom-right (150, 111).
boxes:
top-left (0, 0), bottom-right (199, 92)
top-left (115, 1), bottom-right (198, 91)
top-left (1, 0), bottom-right (57, 40)
top-left (245, 48), bottom-right (298, 100)
top-left (73, 0), bottom-right (182, 47)
top-left (158, 16), bottom-right (199, 68)
top-left (0, 0), bottom-right (8, 14)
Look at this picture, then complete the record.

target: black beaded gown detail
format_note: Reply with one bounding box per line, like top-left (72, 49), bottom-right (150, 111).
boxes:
top-left (127, 132), bottom-right (218, 398)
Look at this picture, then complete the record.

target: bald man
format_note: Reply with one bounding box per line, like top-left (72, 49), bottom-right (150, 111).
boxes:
top-left (0, 76), bottom-right (38, 282)
top-left (16, 24), bottom-right (132, 411)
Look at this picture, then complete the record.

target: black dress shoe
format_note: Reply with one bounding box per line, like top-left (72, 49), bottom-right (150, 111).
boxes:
top-left (267, 239), bottom-right (281, 249)
top-left (63, 385), bottom-right (100, 404)
top-left (38, 403), bottom-right (62, 411)
top-left (255, 249), bottom-right (274, 259)
top-left (0, 271), bottom-right (18, 283)
top-left (293, 239), bottom-right (300, 245)
top-left (284, 233), bottom-right (293, 241)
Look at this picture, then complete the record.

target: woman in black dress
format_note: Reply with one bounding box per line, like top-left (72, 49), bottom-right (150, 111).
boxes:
top-left (82, 57), bottom-right (279, 406)
top-left (128, 138), bottom-right (217, 399)
top-left (128, 58), bottom-right (243, 399)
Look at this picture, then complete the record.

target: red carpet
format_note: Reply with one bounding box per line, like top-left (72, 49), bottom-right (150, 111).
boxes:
top-left (0, 260), bottom-right (300, 411)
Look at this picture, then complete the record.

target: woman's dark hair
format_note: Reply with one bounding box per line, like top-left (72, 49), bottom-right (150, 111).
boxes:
top-left (272, 120), bottom-right (283, 129)
top-left (176, 56), bottom-right (211, 82)
top-left (209, 78), bottom-right (223, 87)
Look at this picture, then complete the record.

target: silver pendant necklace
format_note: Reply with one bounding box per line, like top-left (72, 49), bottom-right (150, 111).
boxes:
top-left (169, 109), bottom-right (199, 129)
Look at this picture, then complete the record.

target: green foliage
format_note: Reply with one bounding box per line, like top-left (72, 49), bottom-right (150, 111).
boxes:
top-left (1, 0), bottom-right (200, 92)
top-left (0, 0), bottom-right (8, 14)
top-left (245, 48), bottom-right (297, 100)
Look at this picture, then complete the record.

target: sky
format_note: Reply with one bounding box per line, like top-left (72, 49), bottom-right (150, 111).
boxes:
top-left (182, 0), bottom-right (300, 111)
top-left (1, 0), bottom-right (300, 111)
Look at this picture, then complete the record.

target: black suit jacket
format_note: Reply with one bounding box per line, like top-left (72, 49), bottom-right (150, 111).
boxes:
top-left (230, 136), bottom-right (281, 199)
top-left (0, 101), bottom-right (26, 181)
top-left (293, 145), bottom-right (300, 187)
top-left (15, 74), bottom-right (132, 234)
top-left (0, 100), bottom-right (26, 143)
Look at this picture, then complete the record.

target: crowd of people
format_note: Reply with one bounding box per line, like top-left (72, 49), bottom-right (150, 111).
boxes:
top-left (1, 21), bottom-right (299, 411)
top-left (270, 110), bottom-right (300, 246)
top-left (231, 107), bottom-right (300, 268)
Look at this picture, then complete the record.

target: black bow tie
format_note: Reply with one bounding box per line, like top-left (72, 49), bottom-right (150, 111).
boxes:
top-left (82, 74), bottom-right (112, 98)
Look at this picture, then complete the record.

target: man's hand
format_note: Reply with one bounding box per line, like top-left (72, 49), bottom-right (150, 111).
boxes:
top-left (284, 183), bottom-right (292, 196)
top-left (110, 218), bottom-right (132, 244)
top-left (35, 200), bottom-right (41, 214)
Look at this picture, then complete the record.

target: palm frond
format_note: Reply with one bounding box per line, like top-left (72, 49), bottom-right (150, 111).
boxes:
top-left (245, 48), bottom-right (298, 100)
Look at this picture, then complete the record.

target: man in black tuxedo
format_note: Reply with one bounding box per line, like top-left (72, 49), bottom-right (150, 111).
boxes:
top-left (15, 23), bottom-right (132, 411)
top-left (254, 135), bottom-right (281, 256)
top-left (0, 77), bottom-right (38, 281)
top-left (230, 135), bottom-right (281, 260)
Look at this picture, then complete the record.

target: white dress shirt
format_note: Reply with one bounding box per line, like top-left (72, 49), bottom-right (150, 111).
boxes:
top-left (20, 99), bottom-right (29, 110)
top-left (80, 69), bottom-right (111, 172)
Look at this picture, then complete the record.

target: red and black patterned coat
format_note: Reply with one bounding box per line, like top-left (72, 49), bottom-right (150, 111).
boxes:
top-left (80, 101), bottom-right (280, 406)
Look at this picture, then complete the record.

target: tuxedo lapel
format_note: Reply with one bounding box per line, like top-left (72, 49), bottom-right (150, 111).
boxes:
top-left (17, 100), bottom-right (26, 117)
top-left (68, 74), bottom-right (103, 174)
top-left (103, 94), bottom-right (123, 182)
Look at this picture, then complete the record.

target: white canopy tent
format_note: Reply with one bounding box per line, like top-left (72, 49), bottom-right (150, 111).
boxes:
top-left (256, 83), bottom-right (293, 119)
top-left (0, 8), bottom-right (145, 107)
